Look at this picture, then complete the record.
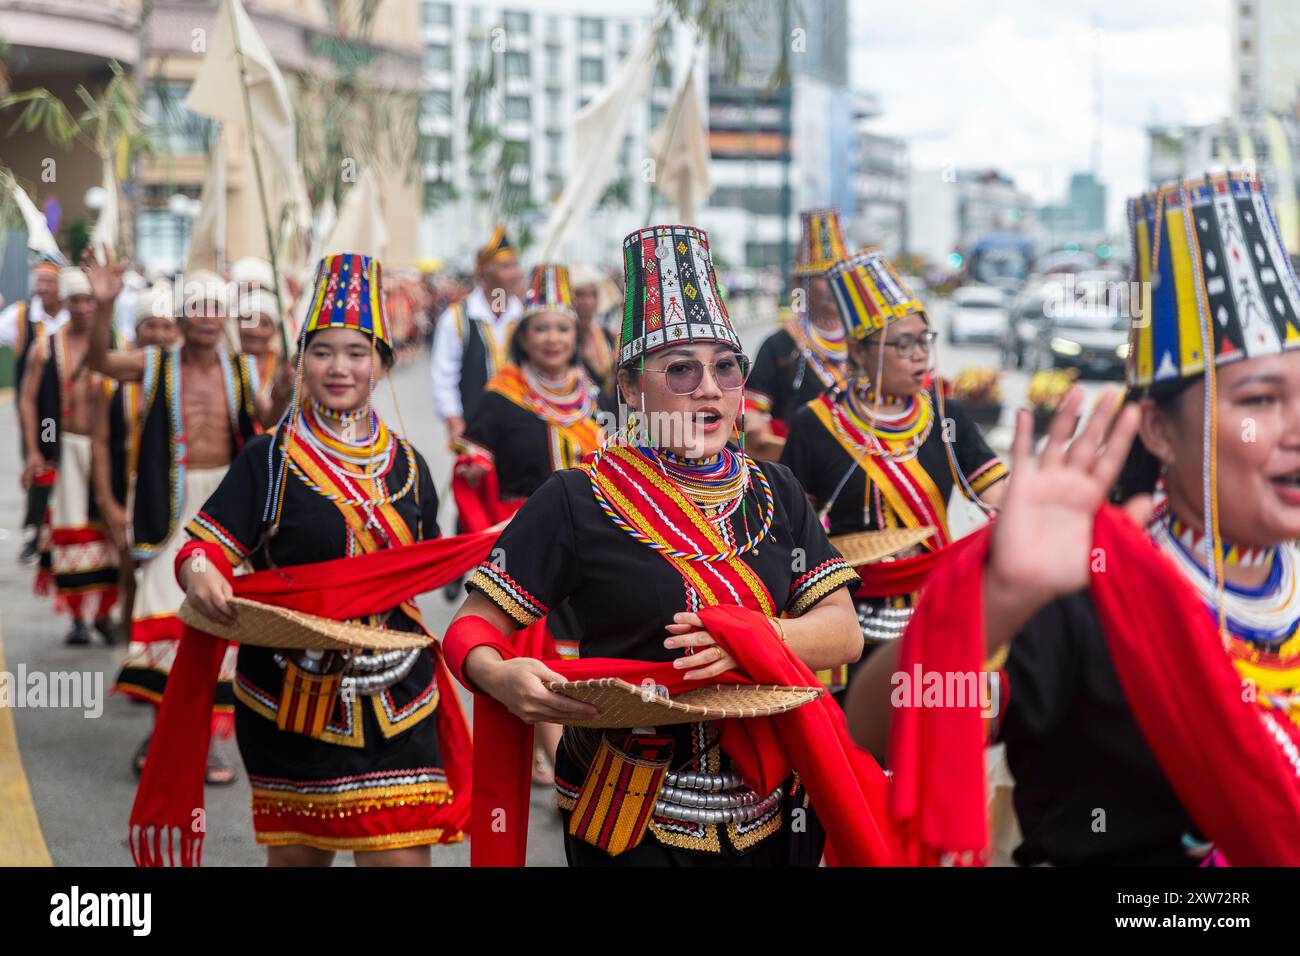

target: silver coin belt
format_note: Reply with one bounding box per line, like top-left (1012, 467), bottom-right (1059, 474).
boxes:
top-left (653, 769), bottom-right (783, 825)
top-left (274, 648), bottom-right (421, 696)
top-left (857, 602), bottom-right (914, 643)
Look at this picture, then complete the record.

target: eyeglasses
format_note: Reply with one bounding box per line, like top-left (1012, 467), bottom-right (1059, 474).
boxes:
top-left (879, 330), bottom-right (938, 357)
top-left (641, 353), bottom-right (751, 395)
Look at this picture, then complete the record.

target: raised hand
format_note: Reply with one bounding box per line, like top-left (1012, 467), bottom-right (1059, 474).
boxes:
top-left (81, 243), bottom-right (125, 305)
top-left (986, 386), bottom-right (1141, 605)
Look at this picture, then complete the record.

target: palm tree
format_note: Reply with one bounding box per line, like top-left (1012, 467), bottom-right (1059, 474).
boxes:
top-left (0, 60), bottom-right (151, 261)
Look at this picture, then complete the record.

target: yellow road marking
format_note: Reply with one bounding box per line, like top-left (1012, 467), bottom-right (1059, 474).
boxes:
top-left (0, 624), bottom-right (53, 866)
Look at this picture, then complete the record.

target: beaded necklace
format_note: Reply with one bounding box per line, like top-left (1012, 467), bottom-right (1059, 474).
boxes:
top-left (654, 448), bottom-right (747, 519)
top-left (832, 386), bottom-right (933, 463)
top-left (804, 315), bottom-right (847, 361)
top-left (288, 401), bottom-right (416, 512)
top-left (1150, 505), bottom-right (1300, 645)
top-left (793, 315), bottom-right (848, 392)
top-left (1163, 504), bottom-right (1276, 568)
top-left (586, 444), bottom-right (775, 562)
top-left (521, 364), bottom-right (596, 427)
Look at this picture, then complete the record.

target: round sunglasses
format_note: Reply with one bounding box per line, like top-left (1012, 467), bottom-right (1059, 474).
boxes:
top-left (640, 353), bottom-right (752, 395)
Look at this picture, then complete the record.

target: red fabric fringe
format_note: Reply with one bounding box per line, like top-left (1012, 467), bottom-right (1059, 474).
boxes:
top-left (129, 529), bottom-right (496, 866)
top-left (451, 607), bottom-right (897, 867)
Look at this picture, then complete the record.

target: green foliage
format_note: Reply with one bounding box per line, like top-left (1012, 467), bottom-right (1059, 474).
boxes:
top-left (62, 217), bottom-right (92, 265)
top-left (0, 61), bottom-right (151, 162)
top-left (292, 14), bottom-right (421, 214)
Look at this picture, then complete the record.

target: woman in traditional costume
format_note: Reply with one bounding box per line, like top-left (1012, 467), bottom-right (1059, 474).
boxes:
top-left (444, 225), bottom-right (893, 867)
top-left (173, 253), bottom-right (468, 865)
top-left (453, 263), bottom-right (608, 783)
top-left (743, 209), bottom-right (853, 460)
top-left (781, 248), bottom-right (1007, 695)
top-left (849, 169), bottom-right (1300, 867)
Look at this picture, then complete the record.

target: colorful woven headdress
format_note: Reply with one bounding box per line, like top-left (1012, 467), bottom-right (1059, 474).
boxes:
top-left (827, 247), bottom-right (925, 340)
top-left (1126, 169), bottom-right (1300, 393)
top-left (524, 263), bottom-right (576, 318)
top-left (794, 208), bottom-right (850, 277)
top-left (618, 224), bottom-right (740, 367)
top-left (477, 226), bottom-right (516, 271)
top-left (301, 253), bottom-right (391, 351)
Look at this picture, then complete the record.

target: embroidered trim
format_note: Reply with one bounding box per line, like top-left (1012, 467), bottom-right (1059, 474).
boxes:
top-left (967, 459), bottom-right (1008, 495)
top-left (188, 511), bottom-right (249, 567)
top-left (255, 828), bottom-right (461, 850)
top-left (788, 558), bottom-right (860, 616)
top-left (467, 565), bottom-right (548, 625)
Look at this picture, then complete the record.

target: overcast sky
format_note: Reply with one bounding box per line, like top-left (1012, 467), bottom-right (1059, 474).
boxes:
top-left (851, 0), bottom-right (1232, 231)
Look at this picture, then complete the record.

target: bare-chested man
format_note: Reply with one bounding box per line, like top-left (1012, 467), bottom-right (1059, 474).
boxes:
top-left (85, 254), bottom-right (290, 783)
top-left (20, 267), bottom-right (120, 645)
top-left (4, 257), bottom-right (68, 563)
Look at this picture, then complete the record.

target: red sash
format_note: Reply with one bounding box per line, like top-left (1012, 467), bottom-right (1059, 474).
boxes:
top-left (127, 530), bottom-right (495, 866)
top-left (890, 505), bottom-right (1300, 866)
top-left (807, 393), bottom-right (949, 549)
top-left (450, 444), bottom-right (897, 866)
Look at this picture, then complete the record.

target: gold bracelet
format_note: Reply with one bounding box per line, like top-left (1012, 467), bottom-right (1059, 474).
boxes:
top-left (770, 616), bottom-right (789, 643)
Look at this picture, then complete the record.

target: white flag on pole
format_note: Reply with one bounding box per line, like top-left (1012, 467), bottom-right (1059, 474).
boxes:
top-left (321, 168), bottom-right (389, 263)
top-left (3, 170), bottom-right (61, 259)
top-left (89, 152), bottom-right (120, 258)
top-left (647, 64), bottom-right (711, 225)
top-left (186, 131), bottom-right (227, 272)
top-left (185, 0), bottom-right (311, 240)
top-left (537, 14), bottom-right (664, 258)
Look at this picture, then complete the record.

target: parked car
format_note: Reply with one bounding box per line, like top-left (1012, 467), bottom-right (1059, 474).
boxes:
top-left (946, 284), bottom-right (1010, 345)
top-left (1045, 303), bottom-right (1129, 379)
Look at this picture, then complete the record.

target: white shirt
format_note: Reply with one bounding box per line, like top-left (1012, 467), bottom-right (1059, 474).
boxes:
top-left (430, 285), bottom-right (523, 420)
top-left (0, 296), bottom-right (69, 349)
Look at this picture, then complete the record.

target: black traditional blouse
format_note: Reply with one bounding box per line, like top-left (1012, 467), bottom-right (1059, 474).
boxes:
top-left (461, 386), bottom-right (613, 501)
top-left (781, 395), bottom-right (1006, 538)
top-left (997, 592), bottom-right (1203, 866)
top-left (745, 327), bottom-right (840, 427)
top-left (186, 432), bottom-right (444, 750)
top-left (464, 458), bottom-right (860, 857)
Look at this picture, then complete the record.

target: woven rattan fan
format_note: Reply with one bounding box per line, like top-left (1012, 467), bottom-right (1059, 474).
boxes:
top-left (178, 597), bottom-right (432, 652)
top-left (546, 678), bottom-right (823, 728)
top-left (829, 526), bottom-right (934, 567)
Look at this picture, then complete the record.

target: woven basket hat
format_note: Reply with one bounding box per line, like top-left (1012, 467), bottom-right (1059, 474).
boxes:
top-left (178, 597), bottom-right (432, 652)
top-left (547, 678), bottom-right (824, 728)
top-left (829, 527), bottom-right (935, 567)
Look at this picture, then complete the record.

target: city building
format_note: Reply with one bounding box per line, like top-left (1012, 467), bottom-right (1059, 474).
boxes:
top-left (702, 0), bottom-right (853, 272)
top-left (1038, 171), bottom-right (1108, 250)
top-left (850, 90), bottom-right (908, 257)
top-left (1145, 115), bottom-right (1300, 253)
top-left (416, 0), bottom-right (695, 270)
top-left (1233, 0), bottom-right (1300, 118)
top-left (1, 0), bottom-right (424, 282)
top-left (906, 167), bottom-right (1036, 270)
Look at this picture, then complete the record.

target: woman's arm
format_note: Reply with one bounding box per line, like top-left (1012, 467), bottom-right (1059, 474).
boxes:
top-left (844, 388), bottom-right (1142, 759)
top-left (452, 592), bottom-right (599, 724)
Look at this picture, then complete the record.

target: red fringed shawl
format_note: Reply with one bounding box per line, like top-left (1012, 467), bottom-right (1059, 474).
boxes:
top-left (444, 606), bottom-right (898, 867)
top-left (127, 530), bottom-right (496, 866)
top-left (889, 504), bottom-right (1300, 866)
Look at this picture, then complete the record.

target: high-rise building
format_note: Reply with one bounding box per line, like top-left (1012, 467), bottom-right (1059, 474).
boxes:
top-left (851, 91), bottom-right (908, 257)
top-left (1233, 0), bottom-right (1300, 117)
top-left (1144, 116), bottom-right (1300, 252)
top-left (703, 0), bottom-right (853, 272)
top-left (417, 0), bottom-right (695, 269)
